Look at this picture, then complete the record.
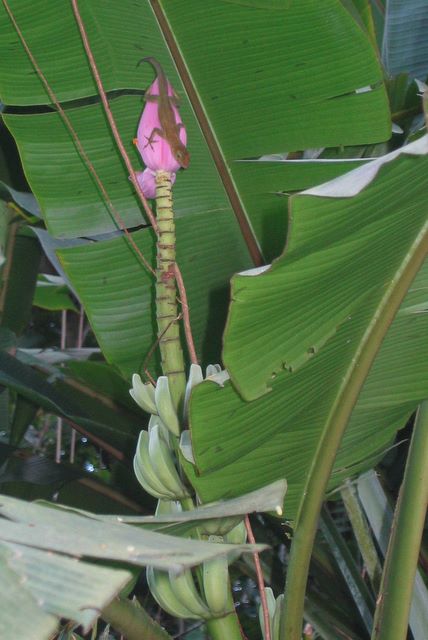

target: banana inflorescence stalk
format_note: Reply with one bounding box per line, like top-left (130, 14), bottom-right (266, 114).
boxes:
top-left (129, 168), bottom-right (245, 628)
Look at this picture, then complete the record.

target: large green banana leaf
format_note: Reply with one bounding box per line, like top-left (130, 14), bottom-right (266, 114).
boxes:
top-left (382, 0), bottom-right (428, 79)
top-left (2, 0), bottom-right (423, 523)
top-left (0, 0), bottom-right (390, 378)
top-left (188, 139), bottom-right (428, 518)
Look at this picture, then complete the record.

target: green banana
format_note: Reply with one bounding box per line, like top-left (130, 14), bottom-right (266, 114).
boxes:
top-left (148, 414), bottom-right (170, 439)
top-left (202, 554), bottom-right (230, 616)
top-left (134, 431), bottom-right (176, 500)
top-left (179, 430), bottom-right (195, 464)
top-left (272, 593), bottom-right (284, 640)
top-left (168, 568), bottom-right (211, 619)
top-left (129, 374), bottom-right (157, 414)
top-left (155, 498), bottom-right (182, 516)
top-left (205, 364), bottom-right (222, 377)
top-left (183, 364), bottom-right (203, 421)
top-left (200, 516), bottom-right (243, 537)
top-left (148, 424), bottom-right (190, 499)
top-left (259, 587), bottom-right (276, 640)
top-left (154, 376), bottom-right (180, 436)
top-left (224, 519), bottom-right (247, 544)
top-left (147, 566), bottom-right (199, 620)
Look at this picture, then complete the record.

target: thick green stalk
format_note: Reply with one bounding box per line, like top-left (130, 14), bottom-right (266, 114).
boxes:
top-left (205, 590), bottom-right (245, 640)
top-left (155, 171), bottom-right (186, 410)
top-left (281, 226), bottom-right (428, 640)
top-left (341, 479), bottom-right (382, 592)
top-left (371, 401), bottom-right (428, 640)
top-left (102, 596), bottom-right (172, 640)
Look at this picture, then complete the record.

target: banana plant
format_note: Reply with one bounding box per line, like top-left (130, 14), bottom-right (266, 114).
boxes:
top-left (0, 1), bottom-right (427, 640)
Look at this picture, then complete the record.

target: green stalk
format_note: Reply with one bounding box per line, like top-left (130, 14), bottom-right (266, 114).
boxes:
top-left (102, 596), bottom-right (172, 640)
top-left (371, 401), bottom-right (428, 640)
top-left (205, 590), bottom-right (245, 640)
top-left (341, 479), bottom-right (382, 592)
top-left (281, 226), bottom-right (428, 640)
top-left (155, 171), bottom-right (186, 410)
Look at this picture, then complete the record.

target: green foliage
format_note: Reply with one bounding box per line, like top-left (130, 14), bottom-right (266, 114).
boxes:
top-left (0, 483), bottom-right (283, 638)
top-left (382, 0), bottom-right (428, 78)
top-left (0, 1), bottom-right (426, 639)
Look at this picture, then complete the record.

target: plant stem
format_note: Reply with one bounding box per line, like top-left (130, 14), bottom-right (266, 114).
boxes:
top-left (341, 479), bottom-right (382, 592)
top-left (371, 401), bottom-right (428, 640)
top-left (102, 596), bottom-right (172, 640)
top-left (205, 590), bottom-right (245, 640)
top-left (71, 0), bottom-right (158, 232)
top-left (281, 224), bottom-right (428, 640)
top-left (155, 171), bottom-right (186, 410)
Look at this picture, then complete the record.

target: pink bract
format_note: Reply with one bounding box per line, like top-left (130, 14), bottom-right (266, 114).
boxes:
top-left (135, 168), bottom-right (176, 200)
top-left (135, 78), bottom-right (187, 173)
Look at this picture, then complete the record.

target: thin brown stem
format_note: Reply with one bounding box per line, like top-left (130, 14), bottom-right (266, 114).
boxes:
top-left (2, 0), bottom-right (155, 277)
top-left (70, 0), bottom-right (158, 233)
top-left (245, 514), bottom-right (271, 640)
top-left (174, 263), bottom-right (198, 365)
top-left (64, 418), bottom-right (125, 461)
top-left (142, 314), bottom-right (182, 386)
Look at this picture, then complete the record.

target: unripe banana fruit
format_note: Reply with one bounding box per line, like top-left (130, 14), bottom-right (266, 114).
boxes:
top-left (202, 554), bottom-right (230, 616)
top-left (272, 593), bottom-right (284, 640)
top-left (148, 424), bottom-right (190, 499)
top-left (147, 566), bottom-right (200, 620)
top-left (168, 568), bottom-right (211, 619)
top-left (133, 431), bottom-right (176, 500)
top-left (155, 376), bottom-right (180, 436)
top-left (155, 498), bottom-right (182, 516)
top-left (183, 364), bottom-right (204, 421)
top-left (224, 519), bottom-right (247, 545)
top-left (200, 515), bottom-right (243, 537)
top-left (129, 374), bottom-right (157, 414)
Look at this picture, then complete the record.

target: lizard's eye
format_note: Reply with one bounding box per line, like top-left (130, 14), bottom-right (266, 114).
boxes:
top-left (175, 150), bottom-right (182, 160)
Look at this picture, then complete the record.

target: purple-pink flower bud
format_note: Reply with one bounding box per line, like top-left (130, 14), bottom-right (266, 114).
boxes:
top-left (135, 169), bottom-right (176, 200)
top-left (134, 78), bottom-right (188, 173)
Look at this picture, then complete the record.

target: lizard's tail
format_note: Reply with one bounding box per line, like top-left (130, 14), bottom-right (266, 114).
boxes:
top-left (137, 56), bottom-right (162, 77)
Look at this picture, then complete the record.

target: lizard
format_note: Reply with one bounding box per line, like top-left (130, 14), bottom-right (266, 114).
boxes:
top-left (137, 56), bottom-right (190, 169)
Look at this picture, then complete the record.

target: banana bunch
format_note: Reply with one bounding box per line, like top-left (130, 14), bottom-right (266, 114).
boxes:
top-left (133, 417), bottom-right (190, 500)
top-left (147, 554), bottom-right (231, 620)
top-left (130, 364), bottom-right (228, 433)
top-left (259, 587), bottom-right (284, 640)
top-left (147, 500), bottom-right (232, 620)
top-left (147, 565), bottom-right (212, 620)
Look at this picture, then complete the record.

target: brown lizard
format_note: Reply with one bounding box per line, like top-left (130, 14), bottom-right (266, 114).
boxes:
top-left (138, 57), bottom-right (190, 169)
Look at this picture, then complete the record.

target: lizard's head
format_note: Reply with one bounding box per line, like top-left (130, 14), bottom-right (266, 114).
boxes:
top-left (174, 145), bottom-right (190, 169)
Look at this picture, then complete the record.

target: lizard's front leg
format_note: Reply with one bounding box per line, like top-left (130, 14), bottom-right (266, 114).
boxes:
top-left (144, 126), bottom-right (165, 150)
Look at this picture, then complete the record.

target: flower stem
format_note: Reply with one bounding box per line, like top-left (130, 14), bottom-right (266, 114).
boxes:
top-left (205, 590), bottom-right (246, 640)
top-left (155, 171), bottom-right (186, 410)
